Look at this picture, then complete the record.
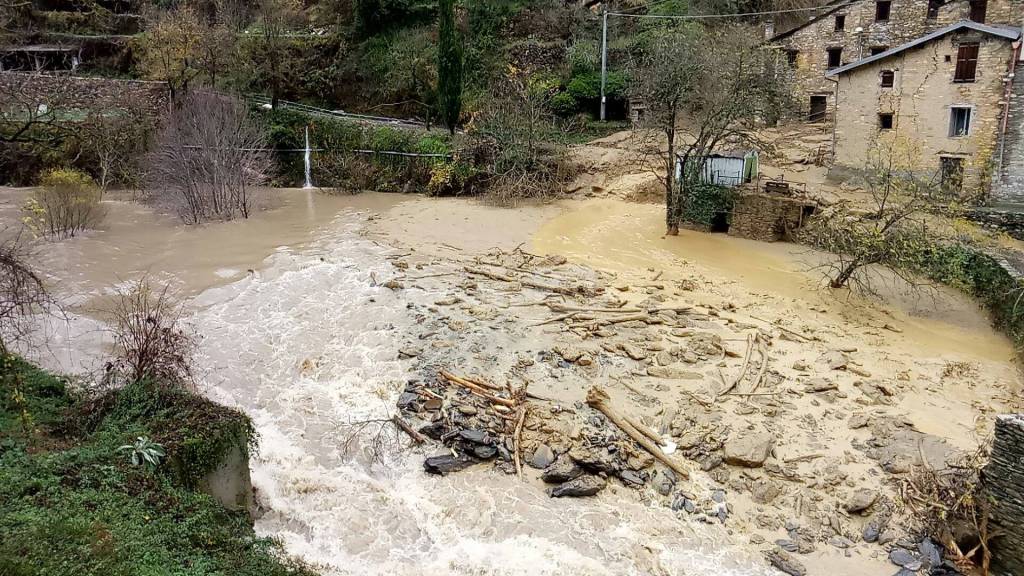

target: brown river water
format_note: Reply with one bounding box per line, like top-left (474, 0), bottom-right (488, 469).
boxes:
top-left (2, 187), bottom-right (1014, 576)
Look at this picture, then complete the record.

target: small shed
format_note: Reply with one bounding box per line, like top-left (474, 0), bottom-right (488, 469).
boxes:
top-left (675, 150), bottom-right (758, 188)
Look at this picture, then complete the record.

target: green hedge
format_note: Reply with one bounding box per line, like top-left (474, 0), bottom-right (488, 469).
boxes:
top-left (257, 107), bottom-right (477, 195)
top-left (918, 243), bottom-right (1024, 348)
top-left (681, 183), bottom-right (736, 229)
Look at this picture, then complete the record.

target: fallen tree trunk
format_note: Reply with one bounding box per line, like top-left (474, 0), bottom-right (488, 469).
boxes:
top-left (586, 387), bottom-right (689, 479)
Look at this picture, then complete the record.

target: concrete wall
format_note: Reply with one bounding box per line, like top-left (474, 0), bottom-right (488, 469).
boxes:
top-left (993, 56), bottom-right (1024, 203)
top-left (772, 0), bottom-right (1023, 118)
top-left (832, 30), bottom-right (1014, 194)
top-left (985, 414), bottom-right (1024, 576)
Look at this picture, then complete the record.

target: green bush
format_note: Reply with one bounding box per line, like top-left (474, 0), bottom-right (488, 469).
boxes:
top-left (681, 183), bottom-right (736, 229)
top-left (22, 168), bottom-right (106, 239)
top-left (548, 92), bottom-right (578, 117)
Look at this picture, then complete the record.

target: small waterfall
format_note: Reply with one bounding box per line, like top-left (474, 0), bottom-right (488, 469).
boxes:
top-left (303, 126), bottom-right (313, 189)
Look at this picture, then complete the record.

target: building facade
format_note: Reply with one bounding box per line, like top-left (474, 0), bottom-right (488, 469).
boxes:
top-left (827, 22), bottom-right (1021, 195)
top-left (769, 0), bottom-right (1023, 120)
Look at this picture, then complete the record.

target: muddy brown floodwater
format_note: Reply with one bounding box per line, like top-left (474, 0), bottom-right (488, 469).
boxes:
top-left (4, 187), bottom-right (1019, 576)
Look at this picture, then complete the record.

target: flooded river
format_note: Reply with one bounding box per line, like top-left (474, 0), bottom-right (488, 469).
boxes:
top-left (4, 188), bottom-right (776, 576)
top-left (4, 188), bottom-right (1016, 576)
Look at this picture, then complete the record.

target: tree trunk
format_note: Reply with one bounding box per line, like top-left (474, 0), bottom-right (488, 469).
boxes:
top-left (830, 262), bottom-right (858, 288)
top-left (665, 119), bottom-right (678, 235)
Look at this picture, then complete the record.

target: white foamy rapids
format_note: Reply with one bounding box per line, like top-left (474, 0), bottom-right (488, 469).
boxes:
top-left (184, 213), bottom-right (774, 576)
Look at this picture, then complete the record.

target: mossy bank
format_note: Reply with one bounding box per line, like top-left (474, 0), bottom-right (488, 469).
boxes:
top-left (0, 355), bottom-right (313, 576)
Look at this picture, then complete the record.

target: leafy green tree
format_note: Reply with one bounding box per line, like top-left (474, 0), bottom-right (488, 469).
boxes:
top-left (437, 0), bottom-right (463, 135)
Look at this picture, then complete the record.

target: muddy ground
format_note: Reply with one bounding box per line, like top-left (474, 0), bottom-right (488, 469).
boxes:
top-left (367, 193), bottom-right (1021, 576)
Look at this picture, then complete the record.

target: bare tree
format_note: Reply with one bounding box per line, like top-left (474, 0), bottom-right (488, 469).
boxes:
top-left (80, 109), bottom-right (153, 190)
top-left (106, 279), bottom-right (196, 390)
top-left (629, 25), bottom-right (793, 234)
top-left (470, 71), bottom-right (575, 205)
top-left (800, 142), bottom-right (939, 292)
top-left (0, 72), bottom-right (75, 148)
top-left (251, 0), bottom-right (304, 108)
top-left (0, 233), bottom-right (55, 355)
top-left (146, 91), bottom-right (273, 224)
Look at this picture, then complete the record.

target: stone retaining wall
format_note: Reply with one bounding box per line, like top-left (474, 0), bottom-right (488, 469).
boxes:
top-left (984, 413), bottom-right (1024, 575)
top-left (729, 192), bottom-right (818, 242)
top-left (0, 71), bottom-right (169, 118)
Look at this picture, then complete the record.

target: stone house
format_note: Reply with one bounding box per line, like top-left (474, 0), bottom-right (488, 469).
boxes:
top-left (768, 0), bottom-right (1023, 121)
top-left (825, 21), bottom-right (1022, 195)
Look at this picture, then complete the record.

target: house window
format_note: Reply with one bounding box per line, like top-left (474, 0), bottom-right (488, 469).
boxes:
top-left (878, 113), bottom-right (894, 129)
top-left (785, 49), bottom-right (799, 67)
top-left (949, 106), bottom-right (972, 136)
top-left (969, 0), bottom-right (987, 22)
top-left (927, 0), bottom-right (941, 18)
top-left (875, 0), bottom-right (891, 21)
top-left (870, 46), bottom-right (889, 56)
top-left (954, 43), bottom-right (979, 82)
top-left (940, 156), bottom-right (964, 193)
top-left (835, 15), bottom-right (846, 31)
top-left (880, 70), bottom-right (895, 87)
top-left (827, 47), bottom-right (843, 69)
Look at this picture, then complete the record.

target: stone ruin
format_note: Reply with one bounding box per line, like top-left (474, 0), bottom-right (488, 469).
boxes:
top-left (985, 413), bottom-right (1024, 575)
top-left (728, 190), bottom-right (818, 242)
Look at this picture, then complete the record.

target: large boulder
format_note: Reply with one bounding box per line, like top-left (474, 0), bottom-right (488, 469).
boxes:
top-left (723, 429), bottom-right (773, 468)
top-left (548, 475), bottom-right (607, 498)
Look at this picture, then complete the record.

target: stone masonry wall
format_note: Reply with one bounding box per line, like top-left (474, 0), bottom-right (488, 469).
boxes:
top-left (0, 71), bottom-right (169, 118)
top-left (992, 55), bottom-right (1024, 203)
top-left (984, 414), bottom-right (1024, 576)
top-left (772, 0), bottom-right (1024, 118)
top-left (832, 31), bottom-right (1013, 195)
top-left (729, 192), bottom-right (817, 241)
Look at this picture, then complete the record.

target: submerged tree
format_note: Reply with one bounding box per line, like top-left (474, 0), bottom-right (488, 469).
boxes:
top-left (629, 25), bottom-right (793, 234)
top-left (0, 234), bottom-right (55, 355)
top-left (437, 0), bottom-right (463, 135)
top-left (147, 91), bottom-right (272, 224)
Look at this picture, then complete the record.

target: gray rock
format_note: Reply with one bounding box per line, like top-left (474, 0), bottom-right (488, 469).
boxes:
top-left (844, 488), bottom-right (878, 514)
top-left (424, 454), bottom-right (476, 475)
top-left (528, 444), bottom-right (555, 469)
top-left (889, 548), bottom-right (922, 571)
top-left (723, 430), bottom-right (773, 467)
top-left (918, 538), bottom-right (941, 568)
top-left (397, 392), bottom-right (418, 410)
top-left (569, 446), bottom-right (619, 473)
top-left (807, 378), bottom-right (837, 392)
top-left (541, 456), bottom-right (584, 483)
top-left (776, 539), bottom-right (799, 553)
top-left (548, 475), bottom-right (607, 498)
top-left (619, 469), bottom-right (645, 487)
top-left (829, 536), bottom-right (854, 549)
top-left (472, 445), bottom-right (497, 459)
top-left (878, 530), bottom-right (897, 545)
top-left (862, 522), bottom-right (880, 543)
top-left (765, 550), bottom-right (807, 576)
top-left (459, 429), bottom-right (489, 444)
top-left (712, 489), bottom-right (726, 503)
top-left (654, 471), bottom-right (675, 496)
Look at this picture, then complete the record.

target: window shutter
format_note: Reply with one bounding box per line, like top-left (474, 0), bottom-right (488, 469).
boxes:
top-left (954, 43), bottom-right (979, 82)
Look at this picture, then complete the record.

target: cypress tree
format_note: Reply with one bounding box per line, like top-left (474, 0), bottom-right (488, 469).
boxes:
top-left (437, 0), bottom-right (463, 135)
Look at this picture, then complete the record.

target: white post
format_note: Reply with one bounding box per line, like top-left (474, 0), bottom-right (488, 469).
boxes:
top-left (600, 11), bottom-right (609, 122)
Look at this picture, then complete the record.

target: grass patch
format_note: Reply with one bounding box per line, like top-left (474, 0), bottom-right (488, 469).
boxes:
top-left (0, 355), bottom-right (314, 576)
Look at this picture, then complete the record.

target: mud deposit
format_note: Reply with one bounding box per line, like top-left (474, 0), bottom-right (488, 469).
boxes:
top-left (5, 188), bottom-right (1019, 576)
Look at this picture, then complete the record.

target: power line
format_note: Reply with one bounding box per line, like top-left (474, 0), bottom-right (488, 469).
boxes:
top-left (609, 1), bottom-right (857, 20)
top-left (598, 1), bottom-right (855, 119)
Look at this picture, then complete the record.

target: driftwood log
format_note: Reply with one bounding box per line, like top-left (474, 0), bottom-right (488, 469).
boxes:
top-left (586, 387), bottom-right (689, 479)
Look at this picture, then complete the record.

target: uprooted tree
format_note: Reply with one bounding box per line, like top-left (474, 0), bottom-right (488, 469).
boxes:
top-left (146, 91), bottom-right (273, 224)
top-left (628, 24), bottom-right (792, 234)
top-left (800, 141), bottom-right (942, 292)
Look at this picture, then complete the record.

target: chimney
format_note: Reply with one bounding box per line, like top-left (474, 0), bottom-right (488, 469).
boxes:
top-left (764, 20), bottom-right (775, 40)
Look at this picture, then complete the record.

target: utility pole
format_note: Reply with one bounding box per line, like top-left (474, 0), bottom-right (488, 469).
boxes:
top-left (600, 10), bottom-right (608, 121)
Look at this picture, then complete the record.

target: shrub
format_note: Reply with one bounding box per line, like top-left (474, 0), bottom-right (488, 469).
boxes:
top-left (548, 91), bottom-right (578, 117)
top-left (680, 183), bottom-right (736, 229)
top-left (106, 280), bottom-right (196, 391)
top-left (147, 92), bottom-right (272, 224)
top-left (22, 169), bottom-right (106, 240)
